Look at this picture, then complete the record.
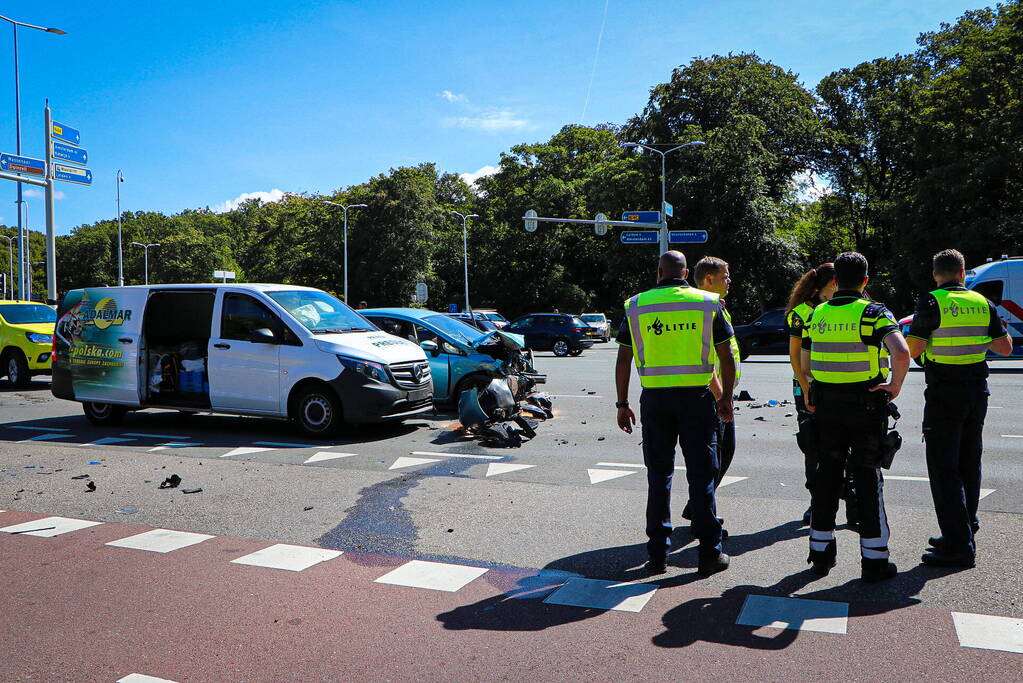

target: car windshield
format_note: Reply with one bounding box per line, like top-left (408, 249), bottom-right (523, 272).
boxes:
top-left (580, 314), bottom-right (604, 323)
top-left (0, 303), bottom-right (56, 325)
top-left (571, 317), bottom-right (588, 327)
top-left (423, 314), bottom-right (482, 345)
top-left (266, 290), bottom-right (376, 333)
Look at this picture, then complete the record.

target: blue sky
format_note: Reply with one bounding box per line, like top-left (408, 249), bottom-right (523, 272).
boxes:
top-left (0, 0), bottom-right (986, 235)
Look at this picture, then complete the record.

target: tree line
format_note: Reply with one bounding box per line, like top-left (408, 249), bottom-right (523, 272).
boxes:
top-left (2, 2), bottom-right (1020, 324)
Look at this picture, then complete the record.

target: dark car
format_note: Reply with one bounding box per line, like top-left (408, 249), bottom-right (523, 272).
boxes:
top-left (505, 313), bottom-right (597, 357)
top-left (449, 312), bottom-right (499, 333)
top-left (732, 307), bottom-right (789, 360)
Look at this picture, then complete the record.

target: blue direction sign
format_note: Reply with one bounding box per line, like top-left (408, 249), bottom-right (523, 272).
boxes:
top-left (621, 211), bottom-right (661, 224)
top-left (51, 121), bottom-right (81, 145)
top-left (669, 230), bottom-right (709, 244)
top-left (620, 231), bottom-right (659, 244)
top-left (51, 140), bottom-right (88, 165)
top-left (0, 153), bottom-right (46, 177)
top-left (52, 162), bottom-right (92, 186)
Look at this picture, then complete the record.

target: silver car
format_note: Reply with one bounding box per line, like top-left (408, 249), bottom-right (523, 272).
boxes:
top-left (580, 313), bottom-right (611, 342)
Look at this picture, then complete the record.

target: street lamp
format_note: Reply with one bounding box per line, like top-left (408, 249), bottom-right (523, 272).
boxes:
top-left (116, 170), bottom-right (125, 286)
top-left (0, 234), bottom-right (13, 299)
top-left (449, 210), bottom-right (479, 314)
top-left (0, 14), bottom-right (66, 300)
top-left (622, 140), bottom-right (705, 253)
top-left (322, 200), bottom-right (367, 304)
top-left (130, 242), bottom-right (160, 285)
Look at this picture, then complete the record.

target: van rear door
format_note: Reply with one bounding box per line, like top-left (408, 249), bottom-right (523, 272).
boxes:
top-left (57, 287), bottom-right (147, 405)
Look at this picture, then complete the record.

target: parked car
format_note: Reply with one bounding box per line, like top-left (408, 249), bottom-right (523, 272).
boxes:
top-left (732, 307), bottom-right (788, 360)
top-left (580, 313), bottom-right (611, 341)
top-left (472, 309), bottom-right (509, 329)
top-left (52, 284), bottom-right (433, 436)
top-left (449, 312), bottom-right (499, 333)
top-left (362, 307), bottom-right (545, 403)
top-left (504, 313), bottom-right (597, 357)
top-left (0, 299), bottom-right (57, 388)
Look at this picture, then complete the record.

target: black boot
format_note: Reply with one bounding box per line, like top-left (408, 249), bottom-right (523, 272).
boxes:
top-left (861, 557), bottom-right (897, 582)
top-left (807, 540), bottom-right (837, 576)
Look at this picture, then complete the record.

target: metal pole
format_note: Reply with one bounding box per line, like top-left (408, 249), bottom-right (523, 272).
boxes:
top-left (13, 23), bottom-right (24, 300)
top-left (462, 216), bottom-right (469, 313)
top-left (44, 101), bottom-right (55, 300)
top-left (0, 235), bottom-right (12, 298)
top-left (116, 170), bottom-right (123, 286)
top-left (23, 198), bottom-right (28, 300)
top-left (658, 149), bottom-right (669, 255)
top-left (343, 206), bottom-right (349, 304)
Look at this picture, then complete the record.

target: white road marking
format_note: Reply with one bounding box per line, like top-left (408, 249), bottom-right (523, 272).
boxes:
top-left (8, 425), bottom-right (69, 431)
top-left (78, 437), bottom-right (135, 447)
top-left (390, 456), bottom-right (440, 470)
top-left (551, 394), bottom-right (604, 398)
top-left (588, 468), bottom-right (636, 484)
top-left (253, 441), bottom-right (314, 448)
top-left (149, 442), bottom-right (198, 451)
top-left (1001, 434), bottom-right (1023, 438)
top-left (952, 612), bottom-right (1023, 654)
top-left (16, 433), bottom-right (72, 443)
top-left (0, 516), bottom-right (102, 537)
top-left (305, 451), bottom-right (356, 464)
top-left (485, 463), bottom-right (535, 477)
top-left (230, 544), bottom-right (342, 572)
top-left (596, 461), bottom-right (685, 471)
top-left (118, 675), bottom-right (179, 683)
top-left (122, 433), bottom-right (191, 440)
top-left (107, 529), bottom-right (215, 553)
top-left (220, 446), bottom-right (274, 458)
top-left (737, 595), bottom-right (849, 634)
top-left (886, 475), bottom-right (930, 482)
top-left (411, 450), bottom-right (503, 460)
top-left (718, 475), bottom-right (748, 488)
top-left (979, 488), bottom-right (996, 499)
top-left (374, 559), bottom-right (488, 592)
top-left (544, 577), bottom-right (657, 613)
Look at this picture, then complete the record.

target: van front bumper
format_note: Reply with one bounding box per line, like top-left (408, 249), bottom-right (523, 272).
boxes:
top-left (328, 371), bottom-right (434, 424)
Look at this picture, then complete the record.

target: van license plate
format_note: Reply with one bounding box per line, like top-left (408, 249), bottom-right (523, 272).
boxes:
top-left (408, 388), bottom-right (431, 402)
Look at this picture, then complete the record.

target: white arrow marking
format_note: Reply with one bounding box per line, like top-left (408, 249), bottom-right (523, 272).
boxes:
top-left (389, 456), bottom-right (439, 470)
top-left (305, 452), bottom-right (356, 464)
top-left (485, 463), bottom-right (535, 477)
top-left (588, 468), bottom-right (636, 484)
top-left (220, 446), bottom-right (275, 458)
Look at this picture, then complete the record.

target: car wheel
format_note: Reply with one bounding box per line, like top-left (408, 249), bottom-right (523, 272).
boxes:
top-left (552, 339), bottom-right (570, 357)
top-left (83, 401), bottom-right (128, 426)
top-left (4, 349), bottom-right (31, 389)
top-left (294, 385), bottom-right (342, 438)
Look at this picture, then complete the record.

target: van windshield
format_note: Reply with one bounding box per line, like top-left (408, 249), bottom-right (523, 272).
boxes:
top-left (266, 290), bottom-right (376, 334)
top-left (0, 303), bottom-right (57, 325)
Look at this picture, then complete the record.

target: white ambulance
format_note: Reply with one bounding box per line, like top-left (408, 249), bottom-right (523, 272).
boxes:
top-left (52, 284), bottom-right (433, 436)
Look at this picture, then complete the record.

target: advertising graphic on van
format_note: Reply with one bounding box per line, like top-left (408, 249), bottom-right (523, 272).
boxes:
top-left (56, 290), bottom-right (138, 394)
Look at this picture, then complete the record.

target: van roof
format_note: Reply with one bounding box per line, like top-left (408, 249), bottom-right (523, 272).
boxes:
top-left (67, 283), bottom-right (322, 293)
top-left (967, 257), bottom-right (1022, 280)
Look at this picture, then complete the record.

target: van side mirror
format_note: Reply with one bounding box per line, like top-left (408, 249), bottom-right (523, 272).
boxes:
top-left (420, 340), bottom-right (440, 357)
top-left (250, 327), bottom-right (277, 344)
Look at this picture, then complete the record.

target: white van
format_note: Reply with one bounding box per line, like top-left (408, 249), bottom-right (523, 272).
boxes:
top-left (51, 284), bottom-right (434, 436)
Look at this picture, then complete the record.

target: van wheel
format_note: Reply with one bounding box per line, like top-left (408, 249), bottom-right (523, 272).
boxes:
top-left (83, 402), bottom-right (128, 426)
top-left (4, 349), bottom-right (30, 389)
top-left (295, 385), bottom-right (342, 438)
top-left (552, 339), bottom-right (570, 357)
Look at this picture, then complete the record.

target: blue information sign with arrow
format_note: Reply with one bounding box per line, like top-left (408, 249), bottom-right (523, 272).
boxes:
top-left (621, 211), bottom-right (661, 224)
top-left (620, 231), bottom-right (659, 244)
top-left (50, 140), bottom-right (88, 165)
top-left (669, 230), bottom-right (708, 244)
top-left (51, 121), bottom-right (81, 145)
top-left (52, 162), bottom-right (92, 186)
top-left (0, 153), bottom-right (46, 177)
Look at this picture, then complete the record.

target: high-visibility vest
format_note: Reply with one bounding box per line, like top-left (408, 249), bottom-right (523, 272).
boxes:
top-left (924, 288), bottom-right (994, 365)
top-left (788, 301), bottom-right (816, 379)
top-left (808, 297), bottom-right (884, 384)
top-left (625, 285), bottom-right (720, 388)
top-left (714, 305), bottom-right (741, 383)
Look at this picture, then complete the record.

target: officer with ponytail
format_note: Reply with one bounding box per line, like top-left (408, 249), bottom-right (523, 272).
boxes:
top-left (800, 252), bottom-right (910, 582)
top-left (906, 249), bottom-right (1012, 568)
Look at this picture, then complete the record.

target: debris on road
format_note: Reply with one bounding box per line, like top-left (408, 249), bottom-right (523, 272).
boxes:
top-left (182, 487), bottom-right (203, 494)
top-left (737, 390), bottom-right (755, 401)
top-left (115, 508), bottom-right (139, 515)
top-left (754, 416), bottom-right (767, 422)
top-left (71, 474), bottom-right (90, 480)
top-left (159, 474), bottom-right (182, 489)
top-left (458, 379), bottom-right (554, 448)
top-left (85, 481), bottom-right (96, 492)
top-left (303, 506), bottom-right (314, 511)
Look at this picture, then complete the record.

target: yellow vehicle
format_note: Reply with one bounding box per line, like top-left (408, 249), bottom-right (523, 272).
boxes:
top-left (0, 300), bottom-right (56, 389)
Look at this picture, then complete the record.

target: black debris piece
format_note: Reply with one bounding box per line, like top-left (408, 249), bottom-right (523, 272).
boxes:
top-left (303, 506), bottom-right (314, 511)
top-left (71, 474), bottom-right (90, 480)
top-left (512, 415), bottom-right (536, 439)
top-left (737, 390), bottom-right (755, 401)
top-left (159, 474), bottom-right (182, 489)
top-left (754, 416), bottom-right (767, 422)
top-left (85, 481), bottom-right (97, 492)
top-left (597, 436), bottom-right (606, 441)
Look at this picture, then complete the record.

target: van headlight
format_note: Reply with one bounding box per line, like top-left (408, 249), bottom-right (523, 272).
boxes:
top-left (337, 355), bottom-right (389, 383)
top-left (26, 332), bottom-right (53, 345)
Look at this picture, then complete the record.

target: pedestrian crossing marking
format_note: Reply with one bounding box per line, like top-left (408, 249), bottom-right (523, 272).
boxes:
top-left (952, 612), bottom-right (1023, 654)
top-left (78, 437), bottom-right (135, 447)
top-left (0, 516), bottom-right (102, 538)
top-left (305, 451), bottom-right (356, 464)
top-left (107, 529), bottom-right (215, 554)
top-left (588, 468), bottom-right (636, 484)
top-left (118, 674), bottom-right (179, 683)
top-left (737, 595), bottom-right (849, 634)
top-left (230, 544), bottom-right (342, 572)
top-left (374, 559), bottom-right (488, 592)
top-left (485, 463), bottom-right (535, 477)
top-left (220, 446), bottom-right (274, 458)
top-left (389, 456), bottom-right (439, 470)
top-left (544, 577), bottom-right (657, 612)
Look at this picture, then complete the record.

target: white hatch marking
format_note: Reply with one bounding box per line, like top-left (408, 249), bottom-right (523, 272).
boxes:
top-left (117, 675), bottom-right (180, 683)
top-left (0, 516), bottom-right (103, 537)
top-left (544, 578), bottom-right (657, 613)
top-left (230, 544), bottom-right (342, 572)
top-left (389, 456), bottom-right (439, 470)
top-left (220, 446), bottom-right (274, 458)
top-left (374, 560), bottom-right (488, 592)
top-left (107, 529), bottom-right (215, 553)
top-left (737, 595), bottom-right (849, 634)
top-left (485, 463), bottom-right (535, 477)
top-left (305, 452), bottom-right (357, 464)
top-left (952, 612), bottom-right (1023, 654)
top-left (588, 468), bottom-right (636, 484)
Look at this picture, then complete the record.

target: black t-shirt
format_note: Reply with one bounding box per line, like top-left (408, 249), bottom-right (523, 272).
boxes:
top-left (907, 282), bottom-right (1006, 383)
top-left (615, 278), bottom-right (734, 347)
top-left (786, 297), bottom-right (821, 339)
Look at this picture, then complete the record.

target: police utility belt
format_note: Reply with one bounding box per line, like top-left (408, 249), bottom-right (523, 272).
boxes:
top-left (810, 382), bottom-right (903, 469)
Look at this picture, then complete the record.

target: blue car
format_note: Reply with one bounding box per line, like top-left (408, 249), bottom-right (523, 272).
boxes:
top-left (362, 308), bottom-right (546, 404)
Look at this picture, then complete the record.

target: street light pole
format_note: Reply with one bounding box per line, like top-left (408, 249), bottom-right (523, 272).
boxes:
top-left (622, 140), bottom-right (705, 254)
top-left (449, 210), bottom-right (479, 314)
top-left (0, 235), bottom-right (12, 298)
top-left (322, 201), bottom-right (367, 304)
top-left (0, 15), bottom-right (66, 300)
top-left (130, 242), bottom-right (159, 285)
top-left (116, 170), bottom-right (125, 286)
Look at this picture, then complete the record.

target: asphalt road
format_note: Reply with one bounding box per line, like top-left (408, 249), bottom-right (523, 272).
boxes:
top-left (2, 345), bottom-right (1021, 681)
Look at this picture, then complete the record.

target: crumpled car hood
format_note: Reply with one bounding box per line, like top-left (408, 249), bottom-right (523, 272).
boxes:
top-left (468, 329), bottom-right (524, 352)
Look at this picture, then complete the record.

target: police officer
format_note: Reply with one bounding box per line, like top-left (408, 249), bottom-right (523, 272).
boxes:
top-left (906, 249), bottom-right (1012, 567)
top-left (800, 252), bottom-right (909, 582)
top-left (615, 251), bottom-right (737, 577)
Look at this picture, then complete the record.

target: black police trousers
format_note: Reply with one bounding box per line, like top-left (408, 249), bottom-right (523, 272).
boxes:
top-left (795, 380), bottom-right (856, 510)
top-left (808, 386), bottom-right (890, 561)
top-left (923, 381), bottom-right (988, 556)
top-left (640, 387), bottom-right (723, 560)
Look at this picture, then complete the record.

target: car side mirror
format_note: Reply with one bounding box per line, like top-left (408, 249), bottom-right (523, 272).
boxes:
top-left (420, 340), bottom-right (440, 357)
top-left (250, 327), bottom-right (277, 344)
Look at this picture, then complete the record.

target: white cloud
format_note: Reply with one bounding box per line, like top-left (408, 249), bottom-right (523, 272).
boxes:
top-left (214, 188), bottom-right (286, 213)
top-left (444, 111), bottom-right (530, 132)
top-left (439, 90), bottom-right (467, 104)
top-left (459, 165), bottom-right (499, 188)
top-left (794, 172), bottom-right (832, 202)
top-left (23, 188), bottom-right (65, 200)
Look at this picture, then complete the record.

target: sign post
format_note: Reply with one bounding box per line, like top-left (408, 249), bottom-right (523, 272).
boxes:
top-left (669, 230), bottom-right (708, 244)
top-left (213, 270), bottom-right (236, 283)
top-left (44, 104), bottom-right (57, 300)
top-left (414, 282), bottom-right (428, 304)
top-left (620, 231), bottom-right (659, 244)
